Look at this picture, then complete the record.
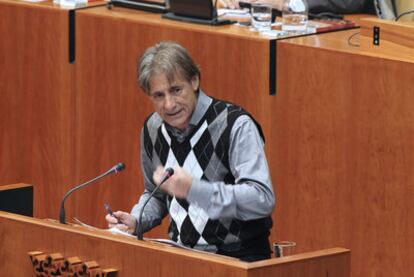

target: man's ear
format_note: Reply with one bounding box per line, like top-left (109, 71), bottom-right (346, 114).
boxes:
top-left (191, 75), bottom-right (200, 91)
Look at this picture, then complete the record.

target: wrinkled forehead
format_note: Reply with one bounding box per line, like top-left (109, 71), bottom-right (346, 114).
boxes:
top-left (148, 69), bottom-right (188, 91)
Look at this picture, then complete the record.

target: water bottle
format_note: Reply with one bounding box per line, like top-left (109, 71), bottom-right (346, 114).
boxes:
top-left (282, 0), bottom-right (308, 33)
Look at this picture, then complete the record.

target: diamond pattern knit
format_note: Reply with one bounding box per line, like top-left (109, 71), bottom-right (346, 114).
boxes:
top-left (143, 98), bottom-right (269, 252)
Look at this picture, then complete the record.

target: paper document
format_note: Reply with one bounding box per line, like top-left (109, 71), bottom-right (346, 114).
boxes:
top-left (218, 8), bottom-right (250, 19)
top-left (72, 217), bottom-right (135, 237)
top-left (107, 226), bottom-right (136, 238)
top-left (72, 218), bottom-right (213, 254)
top-left (145, 238), bottom-right (195, 250)
top-left (60, 0), bottom-right (88, 8)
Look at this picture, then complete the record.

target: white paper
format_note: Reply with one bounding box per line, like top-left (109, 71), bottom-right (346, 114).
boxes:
top-left (218, 8), bottom-right (250, 18)
top-left (60, 0), bottom-right (88, 8)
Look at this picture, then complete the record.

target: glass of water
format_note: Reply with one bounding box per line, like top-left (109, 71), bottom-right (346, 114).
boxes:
top-left (273, 241), bottom-right (296, 257)
top-left (250, 3), bottom-right (272, 32)
top-left (282, 0), bottom-right (308, 33)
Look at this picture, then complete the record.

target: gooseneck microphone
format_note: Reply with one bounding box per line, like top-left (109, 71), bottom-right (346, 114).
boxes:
top-left (137, 167), bottom-right (174, 240)
top-left (59, 162), bottom-right (126, 224)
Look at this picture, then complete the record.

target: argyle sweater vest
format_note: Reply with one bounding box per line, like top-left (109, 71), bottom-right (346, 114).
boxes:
top-left (143, 98), bottom-right (272, 253)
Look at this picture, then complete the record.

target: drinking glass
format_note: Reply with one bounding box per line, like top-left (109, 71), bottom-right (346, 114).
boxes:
top-left (282, 0), bottom-right (308, 33)
top-left (273, 241), bottom-right (296, 257)
top-left (250, 4), bottom-right (272, 32)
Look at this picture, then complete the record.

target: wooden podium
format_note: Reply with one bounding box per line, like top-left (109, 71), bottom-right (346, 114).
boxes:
top-left (0, 211), bottom-right (350, 276)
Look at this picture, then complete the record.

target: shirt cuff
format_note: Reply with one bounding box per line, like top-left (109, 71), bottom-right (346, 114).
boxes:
top-left (187, 178), bottom-right (214, 210)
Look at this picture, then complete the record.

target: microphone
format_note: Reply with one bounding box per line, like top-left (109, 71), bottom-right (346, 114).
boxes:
top-left (59, 162), bottom-right (125, 224)
top-left (137, 167), bottom-right (174, 240)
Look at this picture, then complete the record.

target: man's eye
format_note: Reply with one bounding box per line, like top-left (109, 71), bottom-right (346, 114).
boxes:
top-left (152, 93), bottom-right (164, 100)
top-left (171, 87), bottom-right (181, 95)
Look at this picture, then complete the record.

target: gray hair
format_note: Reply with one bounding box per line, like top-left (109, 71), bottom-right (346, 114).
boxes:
top-left (137, 42), bottom-right (200, 94)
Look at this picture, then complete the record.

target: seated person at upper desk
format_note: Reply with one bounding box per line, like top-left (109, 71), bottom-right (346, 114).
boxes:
top-left (219, 0), bottom-right (375, 15)
top-left (106, 42), bottom-right (275, 262)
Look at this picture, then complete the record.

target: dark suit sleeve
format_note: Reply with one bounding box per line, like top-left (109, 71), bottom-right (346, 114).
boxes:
top-left (307, 0), bottom-right (372, 14)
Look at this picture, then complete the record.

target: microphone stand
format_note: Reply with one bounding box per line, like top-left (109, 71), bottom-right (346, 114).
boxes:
top-left (137, 167), bottom-right (174, 240)
top-left (59, 163), bottom-right (125, 224)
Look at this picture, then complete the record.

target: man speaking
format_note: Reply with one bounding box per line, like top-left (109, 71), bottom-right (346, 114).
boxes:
top-left (106, 42), bottom-right (275, 262)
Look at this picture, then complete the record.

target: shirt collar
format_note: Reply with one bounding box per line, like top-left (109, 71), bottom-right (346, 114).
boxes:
top-left (188, 90), bottom-right (212, 127)
top-left (163, 90), bottom-right (212, 141)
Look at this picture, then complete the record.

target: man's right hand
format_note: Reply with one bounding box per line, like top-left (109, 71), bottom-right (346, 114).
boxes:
top-left (105, 211), bottom-right (137, 234)
top-left (218, 0), bottom-right (240, 9)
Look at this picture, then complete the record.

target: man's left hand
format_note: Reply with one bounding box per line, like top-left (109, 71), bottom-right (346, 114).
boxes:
top-left (153, 166), bottom-right (193, 199)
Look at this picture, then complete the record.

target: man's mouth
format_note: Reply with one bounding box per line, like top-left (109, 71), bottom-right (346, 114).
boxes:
top-left (167, 109), bottom-right (182, 117)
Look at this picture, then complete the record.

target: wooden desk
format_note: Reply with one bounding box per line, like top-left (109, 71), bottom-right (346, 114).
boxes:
top-left (0, 211), bottom-right (351, 277)
top-left (274, 29), bottom-right (414, 277)
top-left (360, 17), bottom-right (414, 61)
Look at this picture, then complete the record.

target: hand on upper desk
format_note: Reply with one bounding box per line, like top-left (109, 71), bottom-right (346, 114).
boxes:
top-left (105, 211), bottom-right (136, 234)
top-left (218, 0), bottom-right (240, 9)
top-left (253, 0), bottom-right (283, 10)
top-left (153, 166), bottom-right (193, 199)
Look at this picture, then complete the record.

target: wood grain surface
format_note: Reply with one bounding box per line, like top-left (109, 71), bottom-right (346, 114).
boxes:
top-left (0, 0), bottom-right (75, 221)
top-left (360, 17), bottom-right (414, 61)
top-left (0, 211), bottom-right (350, 277)
top-left (275, 31), bottom-right (414, 277)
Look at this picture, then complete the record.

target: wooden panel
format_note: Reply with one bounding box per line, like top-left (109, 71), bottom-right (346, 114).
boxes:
top-left (274, 33), bottom-right (414, 277)
top-left (73, 7), bottom-right (273, 233)
top-left (360, 17), bottom-right (414, 61)
top-left (0, 0), bottom-right (75, 220)
top-left (247, 249), bottom-right (350, 277)
top-left (0, 212), bottom-right (350, 277)
top-left (0, 183), bottom-right (33, 192)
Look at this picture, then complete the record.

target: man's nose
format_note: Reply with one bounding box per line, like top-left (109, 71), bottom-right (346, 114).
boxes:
top-left (164, 94), bottom-right (176, 110)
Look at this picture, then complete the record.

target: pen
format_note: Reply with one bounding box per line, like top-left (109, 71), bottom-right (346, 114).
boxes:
top-left (104, 203), bottom-right (121, 224)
